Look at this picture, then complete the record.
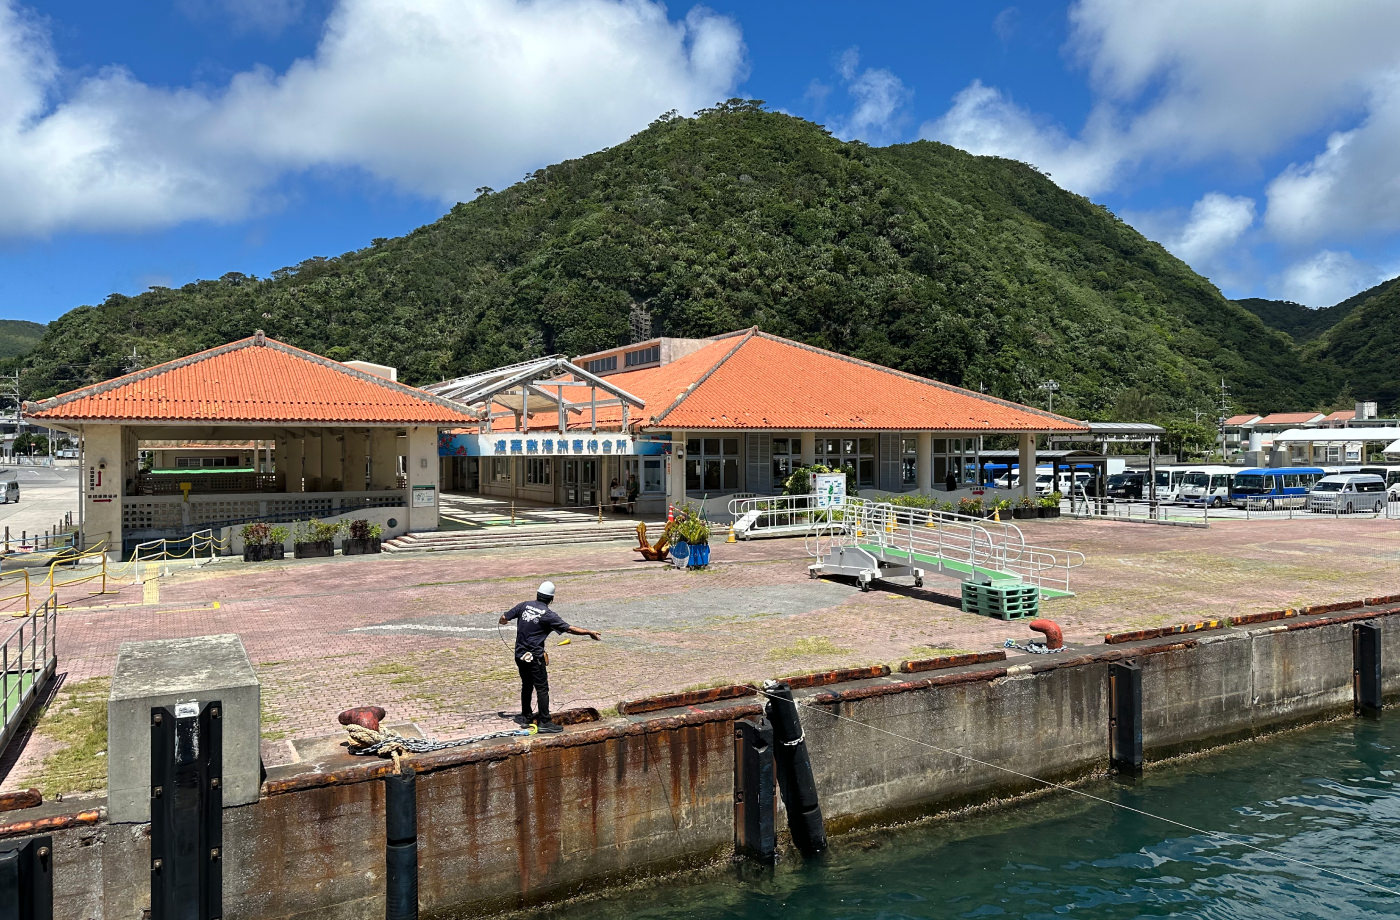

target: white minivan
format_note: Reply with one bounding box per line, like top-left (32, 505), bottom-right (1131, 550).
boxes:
top-left (1305, 473), bottom-right (1387, 514)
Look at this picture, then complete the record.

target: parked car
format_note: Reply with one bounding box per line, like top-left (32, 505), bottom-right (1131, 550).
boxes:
top-left (0, 479), bottom-right (17, 503)
top-left (1105, 471), bottom-right (1145, 500)
top-left (1305, 473), bottom-right (1387, 514)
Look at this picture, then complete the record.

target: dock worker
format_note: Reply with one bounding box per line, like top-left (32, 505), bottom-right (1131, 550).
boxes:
top-left (499, 581), bottom-right (601, 733)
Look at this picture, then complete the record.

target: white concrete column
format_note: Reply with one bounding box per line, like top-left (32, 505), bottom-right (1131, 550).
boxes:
top-left (916, 433), bottom-right (932, 494)
top-left (82, 424), bottom-right (123, 554)
top-left (1018, 432), bottom-right (1036, 500)
top-left (800, 431), bottom-right (817, 467)
top-left (667, 431), bottom-right (687, 509)
top-left (405, 426), bottom-right (438, 532)
top-left (303, 433), bottom-right (323, 491)
top-left (283, 436), bottom-right (305, 492)
top-left (344, 431), bottom-right (368, 492)
top-left (369, 429), bottom-right (399, 489)
top-left (322, 432), bottom-right (345, 491)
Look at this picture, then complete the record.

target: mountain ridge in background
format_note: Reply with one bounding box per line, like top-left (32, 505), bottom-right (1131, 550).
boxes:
top-left (4, 103), bottom-right (1356, 416)
top-left (0, 319), bottom-right (48, 360)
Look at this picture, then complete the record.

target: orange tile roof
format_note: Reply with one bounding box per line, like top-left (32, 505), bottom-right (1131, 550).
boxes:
top-left (1322, 410), bottom-right (1355, 422)
top-left (516, 330), bottom-right (1084, 433)
top-left (1256, 411), bottom-right (1324, 425)
top-left (27, 334), bottom-right (481, 426)
top-left (1223, 413), bottom-right (1261, 426)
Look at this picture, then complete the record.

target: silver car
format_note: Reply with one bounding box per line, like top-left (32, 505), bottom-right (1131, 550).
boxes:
top-left (1306, 474), bottom-right (1387, 513)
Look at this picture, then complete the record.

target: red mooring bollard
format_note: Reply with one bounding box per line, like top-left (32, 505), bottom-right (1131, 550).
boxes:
top-left (1029, 619), bottom-right (1064, 649)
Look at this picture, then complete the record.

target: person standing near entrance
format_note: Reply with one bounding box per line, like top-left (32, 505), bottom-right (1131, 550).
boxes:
top-left (945, 470), bottom-right (958, 492)
top-left (499, 581), bottom-right (601, 733)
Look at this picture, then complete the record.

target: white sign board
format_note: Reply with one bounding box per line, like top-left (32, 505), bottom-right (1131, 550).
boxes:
top-left (814, 473), bottom-right (847, 509)
top-left (412, 485), bottom-right (436, 507)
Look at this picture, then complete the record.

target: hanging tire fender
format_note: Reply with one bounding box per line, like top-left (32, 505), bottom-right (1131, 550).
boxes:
top-left (1028, 618), bottom-right (1064, 650)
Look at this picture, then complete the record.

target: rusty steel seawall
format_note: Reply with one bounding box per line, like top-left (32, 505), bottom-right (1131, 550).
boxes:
top-left (8, 606), bottom-right (1400, 919)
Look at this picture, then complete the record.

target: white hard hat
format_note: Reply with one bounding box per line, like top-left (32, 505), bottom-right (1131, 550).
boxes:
top-left (538, 581), bottom-right (556, 599)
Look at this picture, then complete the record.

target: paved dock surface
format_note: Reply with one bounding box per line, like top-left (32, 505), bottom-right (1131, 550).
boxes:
top-left (4, 515), bottom-right (1397, 793)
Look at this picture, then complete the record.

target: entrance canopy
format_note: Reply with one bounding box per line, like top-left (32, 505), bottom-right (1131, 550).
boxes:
top-left (425, 356), bottom-right (645, 435)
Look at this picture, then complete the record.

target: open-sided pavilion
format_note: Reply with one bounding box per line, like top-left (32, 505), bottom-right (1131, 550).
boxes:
top-left (26, 332), bottom-right (480, 554)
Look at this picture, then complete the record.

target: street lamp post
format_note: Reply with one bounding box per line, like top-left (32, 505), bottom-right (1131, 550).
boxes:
top-left (1039, 380), bottom-right (1060, 414)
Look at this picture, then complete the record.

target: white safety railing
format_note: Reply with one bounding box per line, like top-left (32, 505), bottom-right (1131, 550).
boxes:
top-left (113, 529), bottom-right (224, 585)
top-left (1, 591), bottom-right (57, 756)
top-left (733, 494), bottom-right (1085, 593)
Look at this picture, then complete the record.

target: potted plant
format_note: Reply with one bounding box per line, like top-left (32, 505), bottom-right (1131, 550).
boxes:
top-left (957, 497), bottom-right (983, 518)
top-left (343, 519), bottom-right (384, 555)
top-left (936, 499), bottom-right (955, 514)
top-left (293, 519), bottom-right (342, 558)
top-left (241, 522), bottom-right (270, 562)
top-left (678, 516), bottom-right (712, 567)
top-left (1014, 495), bottom-right (1037, 520)
top-left (1038, 491), bottom-right (1062, 518)
top-left (992, 498), bottom-right (1013, 519)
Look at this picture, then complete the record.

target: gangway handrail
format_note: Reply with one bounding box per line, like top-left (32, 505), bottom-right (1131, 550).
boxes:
top-left (786, 493), bottom-right (1083, 593)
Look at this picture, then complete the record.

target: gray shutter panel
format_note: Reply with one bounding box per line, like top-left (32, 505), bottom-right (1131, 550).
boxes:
top-left (879, 433), bottom-right (901, 492)
top-left (746, 434), bottom-right (772, 494)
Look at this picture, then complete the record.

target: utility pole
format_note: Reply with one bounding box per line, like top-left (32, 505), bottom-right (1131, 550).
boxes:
top-left (124, 346), bottom-right (145, 373)
top-left (1039, 379), bottom-right (1060, 414)
top-left (1215, 378), bottom-right (1232, 460)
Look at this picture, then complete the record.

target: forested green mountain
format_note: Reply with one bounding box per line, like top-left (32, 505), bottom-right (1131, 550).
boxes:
top-left (7, 102), bottom-right (1341, 416)
top-left (1234, 297), bottom-right (1357, 344)
top-left (1307, 277), bottom-right (1400, 409)
top-left (0, 320), bottom-right (47, 359)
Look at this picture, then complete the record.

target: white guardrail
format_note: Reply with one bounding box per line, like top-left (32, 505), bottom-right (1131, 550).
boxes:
top-left (728, 493), bottom-right (1085, 592)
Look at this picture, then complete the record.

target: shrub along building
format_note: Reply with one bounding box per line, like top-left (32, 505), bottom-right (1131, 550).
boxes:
top-left (430, 328), bottom-right (1087, 516)
top-left (25, 332), bottom-right (480, 555)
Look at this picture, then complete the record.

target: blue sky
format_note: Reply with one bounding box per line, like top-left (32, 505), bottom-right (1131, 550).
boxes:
top-left (3, 0), bottom-right (1399, 323)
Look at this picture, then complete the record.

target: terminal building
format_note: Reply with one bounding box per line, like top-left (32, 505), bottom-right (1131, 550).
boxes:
top-left (430, 328), bottom-right (1087, 515)
top-left (27, 327), bottom-right (1087, 553)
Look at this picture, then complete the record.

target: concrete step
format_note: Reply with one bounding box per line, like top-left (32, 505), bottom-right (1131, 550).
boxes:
top-left (385, 523), bottom-right (651, 553)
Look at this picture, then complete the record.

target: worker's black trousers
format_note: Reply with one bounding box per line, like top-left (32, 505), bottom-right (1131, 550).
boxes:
top-left (517, 655), bottom-right (551, 721)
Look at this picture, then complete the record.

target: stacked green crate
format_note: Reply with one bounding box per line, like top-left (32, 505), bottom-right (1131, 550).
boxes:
top-left (960, 580), bottom-right (1040, 620)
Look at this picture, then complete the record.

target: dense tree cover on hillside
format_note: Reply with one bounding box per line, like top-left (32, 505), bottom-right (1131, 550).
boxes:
top-left (1308, 278), bottom-right (1400, 411)
top-left (8, 103), bottom-right (1342, 416)
top-left (0, 320), bottom-right (47, 359)
top-left (1235, 296), bottom-right (1359, 344)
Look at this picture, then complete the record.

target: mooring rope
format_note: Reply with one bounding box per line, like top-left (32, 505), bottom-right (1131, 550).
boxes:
top-left (344, 722), bottom-right (538, 772)
top-left (755, 687), bottom-right (1400, 901)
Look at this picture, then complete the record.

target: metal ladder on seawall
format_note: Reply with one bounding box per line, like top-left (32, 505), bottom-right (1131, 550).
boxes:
top-left (805, 496), bottom-right (1084, 595)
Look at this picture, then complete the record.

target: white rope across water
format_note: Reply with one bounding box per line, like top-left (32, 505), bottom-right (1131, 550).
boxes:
top-left (757, 688), bottom-right (1400, 901)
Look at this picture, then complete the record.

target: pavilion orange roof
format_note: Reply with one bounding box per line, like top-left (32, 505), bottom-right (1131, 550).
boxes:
top-left (511, 329), bottom-right (1085, 433)
top-left (26, 333), bottom-right (481, 426)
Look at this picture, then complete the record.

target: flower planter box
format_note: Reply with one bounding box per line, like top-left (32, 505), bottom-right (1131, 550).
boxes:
top-left (342, 537), bottom-right (382, 556)
top-left (294, 540), bottom-right (335, 559)
top-left (1012, 507), bottom-right (1037, 520)
top-left (242, 544), bottom-right (285, 562)
top-left (1039, 507), bottom-right (1060, 519)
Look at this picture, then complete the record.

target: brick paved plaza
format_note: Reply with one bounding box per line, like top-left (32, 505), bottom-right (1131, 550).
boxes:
top-left (4, 515), bottom-right (1398, 795)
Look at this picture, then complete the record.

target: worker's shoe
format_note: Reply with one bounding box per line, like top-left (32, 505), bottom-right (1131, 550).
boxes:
top-left (535, 720), bottom-right (563, 734)
top-left (512, 713), bottom-right (533, 726)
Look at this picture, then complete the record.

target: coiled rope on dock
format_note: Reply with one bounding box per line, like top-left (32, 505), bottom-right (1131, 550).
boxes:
top-left (344, 723), bottom-right (537, 771)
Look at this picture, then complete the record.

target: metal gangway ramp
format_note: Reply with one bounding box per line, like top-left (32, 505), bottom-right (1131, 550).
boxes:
top-left (729, 494), bottom-right (1084, 596)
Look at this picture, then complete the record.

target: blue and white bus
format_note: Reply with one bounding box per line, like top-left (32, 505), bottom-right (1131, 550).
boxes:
top-left (1229, 467), bottom-right (1326, 509)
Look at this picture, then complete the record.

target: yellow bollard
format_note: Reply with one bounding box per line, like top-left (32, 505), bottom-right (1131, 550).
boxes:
top-left (726, 524), bottom-right (736, 544)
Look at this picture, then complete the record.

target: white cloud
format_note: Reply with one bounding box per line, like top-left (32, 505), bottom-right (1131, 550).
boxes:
top-left (1265, 77), bottom-right (1400, 244)
top-left (923, 1), bottom-right (1400, 203)
top-left (823, 48), bottom-right (910, 143)
top-left (178, 0), bottom-right (307, 35)
top-left (1167, 193), bottom-right (1255, 268)
top-left (922, 81), bottom-right (1121, 194)
top-left (1275, 250), bottom-right (1383, 308)
top-left (0, 0), bottom-right (747, 236)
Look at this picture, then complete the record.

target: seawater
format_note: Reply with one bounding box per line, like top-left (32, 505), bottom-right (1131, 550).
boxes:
top-left (534, 716), bottom-right (1400, 919)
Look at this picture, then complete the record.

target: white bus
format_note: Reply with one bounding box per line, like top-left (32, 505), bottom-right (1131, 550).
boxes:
top-left (1176, 465), bottom-right (1237, 508)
